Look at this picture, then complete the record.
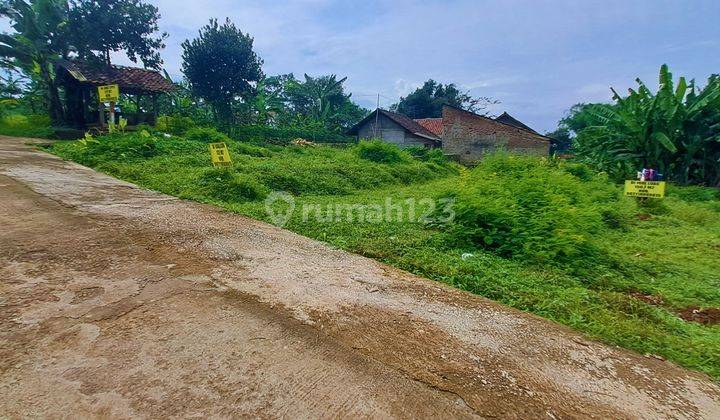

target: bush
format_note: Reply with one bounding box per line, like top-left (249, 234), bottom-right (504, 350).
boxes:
top-left (562, 162), bottom-right (595, 181)
top-left (185, 127), bottom-right (231, 143)
top-left (356, 140), bottom-right (409, 164)
top-left (439, 152), bottom-right (632, 265)
top-left (53, 132), bottom-right (159, 166)
top-left (0, 113), bottom-right (54, 138)
top-left (667, 185), bottom-right (720, 202)
top-left (156, 115), bottom-right (196, 135)
top-left (233, 142), bottom-right (272, 157)
top-left (198, 168), bottom-right (269, 202)
top-left (406, 146), bottom-right (449, 165)
top-left (228, 124), bottom-right (354, 145)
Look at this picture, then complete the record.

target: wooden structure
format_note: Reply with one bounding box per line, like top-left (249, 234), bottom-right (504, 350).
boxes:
top-left (56, 59), bottom-right (174, 128)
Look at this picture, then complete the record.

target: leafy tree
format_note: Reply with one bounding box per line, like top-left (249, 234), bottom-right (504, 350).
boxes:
top-left (390, 79), bottom-right (498, 118)
top-left (284, 73), bottom-right (367, 131)
top-left (573, 65), bottom-right (720, 186)
top-left (66, 0), bottom-right (167, 68)
top-left (558, 103), bottom-right (613, 136)
top-left (156, 76), bottom-right (213, 125)
top-left (545, 103), bottom-right (615, 154)
top-left (544, 127), bottom-right (572, 154)
top-left (181, 18), bottom-right (263, 125)
top-left (0, 0), bottom-right (69, 122)
top-left (250, 77), bottom-right (286, 125)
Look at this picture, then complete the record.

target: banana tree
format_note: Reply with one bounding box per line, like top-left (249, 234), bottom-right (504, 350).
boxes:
top-left (285, 74), bottom-right (349, 126)
top-left (0, 0), bottom-right (69, 123)
top-left (251, 78), bottom-right (285, 125)
top-left (576, 65), bottom-right (720, 185)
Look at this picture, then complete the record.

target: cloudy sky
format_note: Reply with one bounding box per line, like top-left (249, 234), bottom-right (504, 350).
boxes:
top-left (9, 0), bottom-right (720, 132)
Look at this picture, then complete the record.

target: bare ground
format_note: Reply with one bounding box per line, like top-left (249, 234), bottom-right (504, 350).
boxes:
top-left (1, 135), bottom-right (718, 419)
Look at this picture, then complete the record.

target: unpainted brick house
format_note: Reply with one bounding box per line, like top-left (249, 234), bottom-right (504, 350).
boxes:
top-left (348, 105), bottom-right (550, 162)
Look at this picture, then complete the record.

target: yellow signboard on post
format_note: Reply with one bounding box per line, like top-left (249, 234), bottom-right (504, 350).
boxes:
top-left (624, 180), bottom-right (666, 198)
top-left (209, 142), bottom-right (233, 167)
top-left (98, 84), bottom-right (119, 102)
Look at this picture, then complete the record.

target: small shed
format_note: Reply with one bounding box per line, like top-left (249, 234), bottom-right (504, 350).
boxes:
top-left (56, 59), bottom-right (175, 128)
top-left (348, 109), bottom-right (441, 148)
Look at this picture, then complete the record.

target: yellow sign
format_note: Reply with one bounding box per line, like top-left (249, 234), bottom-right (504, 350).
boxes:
top-left (209, 142), bottom-right (232, 167)
top-left (98, 84), bottom-right (119, 102)
top-left (624, 180), bottom-right (666, 198)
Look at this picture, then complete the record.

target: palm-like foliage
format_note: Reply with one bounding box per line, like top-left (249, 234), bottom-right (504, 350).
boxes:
top-left (0, 0), bottom-right (68, 122)
top-left (286, 74), bottom-right (348, 122)
top-left (574, 65), bottom-right (720, 186)
top-left (251, 78), bottom-right (285, 125)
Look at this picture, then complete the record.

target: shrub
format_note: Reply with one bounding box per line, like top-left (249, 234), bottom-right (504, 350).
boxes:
top-left (198, 168), bottom-right (269, 202)
top-left (0, 113), bottom-right (54, 138)
top-left (185, 127), bottom-right (231, 143)
top-left (406, 146), bottom-right (449, 165)
top-left (439, 152), bottom-right (631, 265)
top-left (356, 140), bottom-right (409, 164)
top-left (667, 185), bottom-right (720, 202)
top-left (562, 162), bottom-right (595, 181)
top-left (229, 124), bottom-right (354, 145)
top-left (156, 115), bottom-right (196, 135)
top-left (233, 142), bottom-right (272, 157)
top-left (54, 132), bottom-right (159, 166)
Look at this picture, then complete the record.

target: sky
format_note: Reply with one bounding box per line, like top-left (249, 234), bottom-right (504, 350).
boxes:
top-left (7, 0), bottom-right (720, 132)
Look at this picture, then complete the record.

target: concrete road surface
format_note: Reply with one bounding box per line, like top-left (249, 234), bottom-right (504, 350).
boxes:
top-left (1, 135), bottom-right (718, 418)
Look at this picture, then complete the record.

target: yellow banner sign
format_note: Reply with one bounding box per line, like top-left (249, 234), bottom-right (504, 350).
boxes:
top-left (209, 142), bottom-right (233, 167)
top-left (624, 180), bottom-right (666, 198)
top-left (98, 84), bottom-right (119, 102)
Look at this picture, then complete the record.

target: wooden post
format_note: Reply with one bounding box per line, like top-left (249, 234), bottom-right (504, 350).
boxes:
top-left (98, 100), bottom-right (105, 127)
top-left (152, 94), bottom-right (158, 125)
top-left (109, 101), bottom-right (116, 125)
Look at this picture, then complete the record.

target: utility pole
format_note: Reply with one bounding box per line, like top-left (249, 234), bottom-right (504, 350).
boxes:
top-left (373, 93), bottom-right (380, 139)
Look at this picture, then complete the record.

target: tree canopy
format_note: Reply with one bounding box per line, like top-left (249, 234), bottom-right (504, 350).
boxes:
top-left (0, 0), bottom-right (69, 122)
top-left (181, 18), bottom-right (263, 124)
top-left (67, 0), bottom-right (167, 69)
top-left (390, 79), bottom-right (497, 118)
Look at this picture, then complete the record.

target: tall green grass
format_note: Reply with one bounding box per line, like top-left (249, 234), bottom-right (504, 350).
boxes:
top-left (0, 114), bottom-right (54, 138)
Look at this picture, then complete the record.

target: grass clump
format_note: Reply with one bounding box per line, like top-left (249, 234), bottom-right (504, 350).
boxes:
top-left (440, 153), bottom-right (632, 266)
top-left (356, 139), bottom-right (410, 163)
top-left (198, 168), bottom-right (269, 202)
top-left (185, 127), bottom-right (231, 143)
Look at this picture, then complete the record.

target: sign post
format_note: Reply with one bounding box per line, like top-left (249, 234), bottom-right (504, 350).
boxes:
top-left (97, 84), bottom-right (120, 126)
top-left (624, 180), bottom-right (666, 198)
top-left (209, 142), bottom-right (233, 167)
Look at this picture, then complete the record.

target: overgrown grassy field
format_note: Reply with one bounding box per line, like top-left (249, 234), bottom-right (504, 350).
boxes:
top-left (47, 129), bottom-right (720, 379)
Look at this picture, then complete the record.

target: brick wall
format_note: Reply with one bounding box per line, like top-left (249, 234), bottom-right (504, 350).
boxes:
top-left (441, 106), bottom-right (550, 162)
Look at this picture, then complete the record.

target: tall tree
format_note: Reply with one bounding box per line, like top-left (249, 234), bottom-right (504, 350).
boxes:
top-left (181, 18), bottom-right (263, 125)
top-left (66, 0), bottom-right (167, 68)
top-left (391, 79), bottom-right (497, 118)
top-left (0, 0), bottom-right (69, 122)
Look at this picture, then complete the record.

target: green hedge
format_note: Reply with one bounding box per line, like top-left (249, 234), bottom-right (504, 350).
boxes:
top-left (227, 125), bottom-right (355, 145)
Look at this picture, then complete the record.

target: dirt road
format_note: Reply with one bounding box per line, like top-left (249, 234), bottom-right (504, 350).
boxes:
top-left (1, 135), bottom-right (718, 418)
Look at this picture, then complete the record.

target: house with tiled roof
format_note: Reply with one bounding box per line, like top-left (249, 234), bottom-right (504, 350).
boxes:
top-left (348, 105), bottom-right (550, 161)
top-left (347, 109), bottom-right (441, 148)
